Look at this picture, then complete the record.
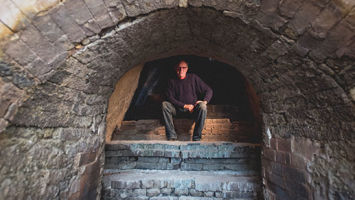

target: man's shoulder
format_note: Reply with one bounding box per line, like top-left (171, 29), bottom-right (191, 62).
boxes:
top-left (188, 73), bottom-right (203, 81)
top-left (187, 73), bottom-right (200, 79)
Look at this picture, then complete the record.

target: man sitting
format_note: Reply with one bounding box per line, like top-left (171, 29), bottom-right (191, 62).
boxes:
top-left (162, 60), bottom-right (213, 141)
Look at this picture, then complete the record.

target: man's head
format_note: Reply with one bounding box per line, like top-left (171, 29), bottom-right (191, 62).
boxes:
top-left (175, 60), bottom-right (189, 79)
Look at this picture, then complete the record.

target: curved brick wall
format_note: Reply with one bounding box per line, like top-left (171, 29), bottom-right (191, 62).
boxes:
top-left (0, 0), bottom-right (354, 199)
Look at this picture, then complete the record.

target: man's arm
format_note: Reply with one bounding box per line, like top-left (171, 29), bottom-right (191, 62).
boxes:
top-left (195, 75), bottom-right (213, 103)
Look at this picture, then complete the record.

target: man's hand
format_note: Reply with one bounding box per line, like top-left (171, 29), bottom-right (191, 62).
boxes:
top-left (195, 101), bottom-right (207, 105)
top-left (184, 104), bottom-right (194, 112)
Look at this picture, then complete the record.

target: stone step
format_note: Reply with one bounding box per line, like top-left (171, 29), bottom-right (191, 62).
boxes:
top-left (142, 197), bottom-right (253, 200)
top-left (128, 104), bottom-right (241, 120)
top-left (102, 169), bottom-right (261, 200)
top-left (112, 119), bottom-right (258, 142)
top-left (105, 141), bottom-right (260, 174)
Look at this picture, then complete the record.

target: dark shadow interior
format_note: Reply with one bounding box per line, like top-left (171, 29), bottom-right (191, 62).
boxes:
top-left (124, 55), bottom-right (254, 122)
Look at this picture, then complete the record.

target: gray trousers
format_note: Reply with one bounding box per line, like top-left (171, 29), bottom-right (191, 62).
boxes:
top-left (162, 101), bottom-right (207, 140)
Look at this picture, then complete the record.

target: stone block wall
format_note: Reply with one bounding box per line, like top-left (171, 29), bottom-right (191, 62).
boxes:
top-left (262, 136), bottom-right (355, 199)
top-left (103, 170), bottom-right (261, 199)
top-left (105, 141), bottom-right (260, 173)
top-left (263, 137), bottom-right (313, 199)
top-left (0, 126), bottom-right (105, 199)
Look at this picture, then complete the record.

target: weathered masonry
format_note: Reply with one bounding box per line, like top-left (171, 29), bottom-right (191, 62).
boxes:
top-left (0, 0), bottom-right (354, 200)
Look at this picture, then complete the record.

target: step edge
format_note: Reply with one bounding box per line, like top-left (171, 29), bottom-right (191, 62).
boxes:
top-left (106, 140), bottom-right (261, 146)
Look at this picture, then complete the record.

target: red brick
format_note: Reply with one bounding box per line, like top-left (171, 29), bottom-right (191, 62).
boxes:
top-left (230, 123), bottom-right (239, 128)
top-left (283, 166), bottom-right (306, 184)
top-left (268, 173), bottom-right (285, 189)
top-left (219, 128), bottom-right (232, 132)
top-left (212, 124), bottom-right (224, 129)
top-left (207, 120), bottom-right (215, 124)
top-left (222, 124), bottom-right (232, 129)
top-left (265, 189), bottom-right (276, 200)
top-left (231, 126), bottom-right (240, 131)
top-left (290, 153), bottom-right (307, 170)
top-left (271, 162), bottom-right (283, 176)
top-left (146, 130), bottom-right (156, 135)
top-left (270, 138), bottom-right (277, 149)
top-left (263, 149), bottom-right (276, 161)
top-left (267, 181), bottom-right (291, 199)
top-left (204, 124), bottom-right (212, 129)
top-left (277, 138), bottom-right (291, 152)
top-left (212, 129), bottom-right (223, 135)
top-left (78, 150), bottom-right (98, 167)
top-left (156, 129), bottom-right (165, 135)
top-left (77, 159), bottom-right (100, 199)
top-left (137, 119), bottom-right (159, 125)
top-left (205, 128), bottom-right (212, 134)
top-left (276, 151), bottom-right (291, 165)
top-left (213, 119), bottom-right (231, 123)
top-left (121, 120), bottom-right (136, 126)
top-left (262, 167), bottom-right (266, 178)
top-left (292, 137), bottom-right (320, 160)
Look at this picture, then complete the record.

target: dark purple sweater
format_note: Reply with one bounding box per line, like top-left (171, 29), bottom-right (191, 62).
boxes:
top-left (166, 73), bottom-right (213, 108)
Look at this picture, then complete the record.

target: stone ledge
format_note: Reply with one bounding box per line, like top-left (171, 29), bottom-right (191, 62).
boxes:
top-left (103, 169), bottom-right (261, 199)
top-left (113, 118), bottom-right (257, 142)
top-left (105, 141), bottom-right (260, 172)
top-left (105, 141), bottom-right (260, 155)
top-left (107, 140), bottom-right (261, 146)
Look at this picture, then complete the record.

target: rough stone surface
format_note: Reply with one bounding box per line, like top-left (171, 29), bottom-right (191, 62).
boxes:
top-left (103, 140), bottom-right (261, 199)
top-left (106, 64), bottom-right (143, 142)
top-left (50, 5), bottom-right (87, 43)
top-left (0, 1), bottom-right (354, 200)
top-left (103, 169), bottom-right (261, 199)
top-left (0, 126), bottom-right (101, 199)
top-left (84, 0), bottom-right (114, 29)
top-left (263, 136), bottom-right (355, 200)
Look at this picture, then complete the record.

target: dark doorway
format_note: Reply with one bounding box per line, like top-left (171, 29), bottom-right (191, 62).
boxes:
top-left (124, 55), bottom-right (254, 122)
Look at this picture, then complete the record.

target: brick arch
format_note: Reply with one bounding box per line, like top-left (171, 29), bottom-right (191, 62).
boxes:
top-left (0, 1), bottom-right (354, 200)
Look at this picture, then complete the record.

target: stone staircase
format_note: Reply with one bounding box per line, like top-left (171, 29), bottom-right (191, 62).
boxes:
top-left (102, 141), bottom-right (262, 199)
top-left (103, 104), bottom-right (262, 199)
top-left (112, 105), bottom-right (258, 142)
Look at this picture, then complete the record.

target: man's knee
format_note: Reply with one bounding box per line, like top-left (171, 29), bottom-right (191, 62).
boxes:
top-left (196, 102), bottom-right (207, 111)
top-left (162, 101), bottom-right (171, 111)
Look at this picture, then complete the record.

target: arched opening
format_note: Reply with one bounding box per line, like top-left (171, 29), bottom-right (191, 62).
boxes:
top-left (103, 55), bottom-right (263, 199)
top-left (106, 55), bottom-right (261, 142)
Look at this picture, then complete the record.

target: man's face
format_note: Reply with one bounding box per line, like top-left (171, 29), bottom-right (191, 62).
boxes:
top-left (175, 61), bottom-right (188, 79)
